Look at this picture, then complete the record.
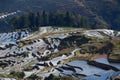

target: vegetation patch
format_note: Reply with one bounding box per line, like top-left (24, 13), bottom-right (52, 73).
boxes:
top-left (108, 38), bottom-right (120, 63)
top-left (59, 35), bottom-right (90, 50)
top-left (25, 74), bottom-right (40, 80)
top-left (44, 74), bottom-right (79, 80)
top-left (10, 71), bottom-right (25, 79)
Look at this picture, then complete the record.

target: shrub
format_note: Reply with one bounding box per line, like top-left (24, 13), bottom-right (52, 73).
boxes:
top-left (22, 52), bottom-right (29, 57)
top-left (10, 71), bottom-right (25, 79)
top-left (26, 74), bottom-right (40, 80)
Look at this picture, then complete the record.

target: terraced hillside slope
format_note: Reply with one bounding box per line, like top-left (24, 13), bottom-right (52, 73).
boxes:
top-left (0, 27), bottom-right (120, 80)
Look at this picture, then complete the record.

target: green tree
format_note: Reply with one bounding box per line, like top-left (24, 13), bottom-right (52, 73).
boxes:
top-left (28, 12), bottom-right (36, 27)
top-left (9, 16), bottom-right (20, 29)
top-left (35, 12), bottom-right (41, 27)
top-left (80, 16), bottom-right (89, 28)
top-left (19, 15), bottom-right (29, 28)
top-left (42, 11), bottom-right (49, 26)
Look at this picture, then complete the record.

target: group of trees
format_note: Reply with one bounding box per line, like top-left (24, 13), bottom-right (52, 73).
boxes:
top-left (8, 11), bottom-right (90, 30)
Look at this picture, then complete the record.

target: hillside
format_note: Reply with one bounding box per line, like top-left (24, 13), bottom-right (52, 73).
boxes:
top-left (0, 27), bottom-right (120, 80)
top-left (0, 0), bottom-right (120, 30)
top-left (0, 0), bottom-right (120, 80)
